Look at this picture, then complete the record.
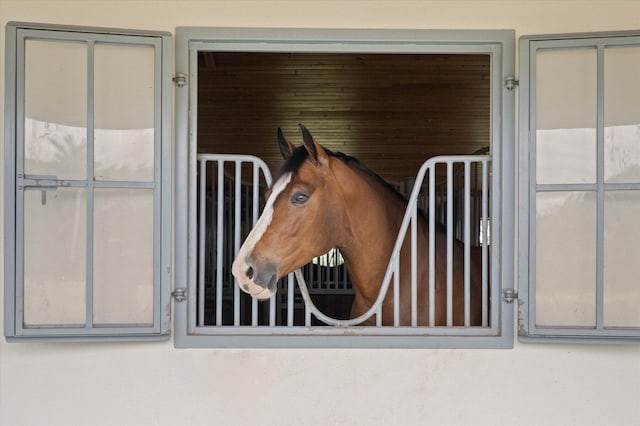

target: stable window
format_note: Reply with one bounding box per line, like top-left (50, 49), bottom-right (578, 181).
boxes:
top-left (3, 23), bottom-right (172, 341)
top-left (174, 28), bottom-right (515, 348)
top-left (518, 32), bottom-right (640, 343)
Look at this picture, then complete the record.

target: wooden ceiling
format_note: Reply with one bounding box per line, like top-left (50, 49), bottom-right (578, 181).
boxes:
top-left (197, 52), bottom-right (490, 183)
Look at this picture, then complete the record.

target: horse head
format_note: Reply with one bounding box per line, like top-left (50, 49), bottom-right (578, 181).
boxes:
top-left (232, 125), bottom-right (348, 299)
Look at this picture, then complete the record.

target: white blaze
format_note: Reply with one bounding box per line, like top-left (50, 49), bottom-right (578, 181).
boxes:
top-left (232, 172), bottom-right (292, 291)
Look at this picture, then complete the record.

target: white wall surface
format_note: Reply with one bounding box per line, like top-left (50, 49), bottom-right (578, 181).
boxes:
top-left (1, 1), bottom-right (639, 425)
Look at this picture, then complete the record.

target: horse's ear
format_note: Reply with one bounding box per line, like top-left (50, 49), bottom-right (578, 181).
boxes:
top-left (277, 128), bottom-right (296, 160)
top-left (299, 124), bottom-right (329, 166)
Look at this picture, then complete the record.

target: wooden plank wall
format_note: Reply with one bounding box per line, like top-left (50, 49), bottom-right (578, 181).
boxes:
top-left (197, 52), bottom-right (490, 184)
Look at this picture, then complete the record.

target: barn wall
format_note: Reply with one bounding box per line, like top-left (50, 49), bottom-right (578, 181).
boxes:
top-left (1, 1), bottom-right (639, 425)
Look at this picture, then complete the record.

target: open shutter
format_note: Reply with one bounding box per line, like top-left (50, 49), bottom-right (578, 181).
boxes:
top-left (518, 31), bottom-right (640, 343)
top-left (4, 23), bottom-right (172, 341)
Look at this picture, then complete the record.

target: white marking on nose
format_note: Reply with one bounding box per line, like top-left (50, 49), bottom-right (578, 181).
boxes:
top-left (232, 173), bottom-right (292, 284)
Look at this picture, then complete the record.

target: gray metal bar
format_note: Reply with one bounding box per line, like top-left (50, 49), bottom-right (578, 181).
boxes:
top-left (4, 24), bottom-right (18, 337)
top-left (393, 256), bottom-right (400, 327)
top-left (189, 322), bottom-right (501, 337)
top-left (252, 163), bottom-right (259, 326)
top-left (481, 160), bottom-right (489, 327)
top-left (269, 294), bottom-right (276, 326)
top-left (596, 44), bottom-right (605, 330)
top-left (411, 209), bottom-right (417, 327)
top-left (333, 250), bottom-right (338, 288)
top-left (250, 295), bottom-right (258, 326)
top-left (93, 180), bottom-right (155, 189)
top-left (538, 182), bottom-right (640, 192)
top-left (446, 161), bottom-right (454, 326)
top-left (153, 35), bottom-right (166, 333)
top-left (198, 159), bottom-right (205, 326)
top-left (464, 161), bottom-right (471, 327)
top-left (528, 44), bottom-right (540, 333)
top-left (86, 40), bottom-right (95, 329)
top-left (428, 166), bottom-right (436, 327)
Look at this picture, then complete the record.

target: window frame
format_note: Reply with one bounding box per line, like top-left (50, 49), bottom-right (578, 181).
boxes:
top-left (518, 31), bottom-right (640, 343)
top-left (173, 27), bottom-right (516, 349)
top-left (3, 22), bottom-right (173, 342)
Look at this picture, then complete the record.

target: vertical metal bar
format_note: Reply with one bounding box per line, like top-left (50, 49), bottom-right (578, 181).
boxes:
top-left (333, 250), bottom-right (338, 287)
top-left (156, 35), bottom-right (170, 335)
top-left (234, 161), bottom-right (241, 326)
top-left (251, 162), bottom-right (259, 326)
top-left (528, 45), bottom-right (540, 335)
top-left (411, 209), bottom-right (418, 327)
top-left (596, 44), bottom-right (605, 330)
top-left (216, 162), bottom-right (224, 326)
top-left (481, 159), bottom-right (489, 327)
top-left (464, 161), bottom-right (471, 327)
top-left (446, 161), bottom-right (454, 327)
top-left (393, 256), bottom-right (400, 327)
top-left (86, 40), bottom-right (95, 329)
top-left (428, 166), bottom-right (436, 327)
top-left (472, 162), bottom-right (478, 246)
top-left (251, 287), bottom-right (258, 325)
top-left (12, 29), bottom-right (24, 335)
top-left (304, 300), bottom-right (311, 327)
top-left (287, 273), bottom-right (294, 326)
top-left (198, 159), bottom-right (206, 326)
top-left (251, 288), bottom-right (258, 326)
top-left (376, 306), bottom-right (382, 327)
top-left (269, 293), bottom-right (276, 326)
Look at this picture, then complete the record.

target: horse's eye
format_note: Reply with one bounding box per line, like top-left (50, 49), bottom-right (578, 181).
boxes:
top-left (291, 192), bottom-right (309, 205)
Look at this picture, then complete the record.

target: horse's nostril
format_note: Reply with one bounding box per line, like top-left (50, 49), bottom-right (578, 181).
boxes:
top-left (246, 266), bottom-right (254, 279)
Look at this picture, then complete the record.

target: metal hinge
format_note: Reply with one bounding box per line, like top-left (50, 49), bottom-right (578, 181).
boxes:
top-left (172, 73), bottom-right (187, 88)
top-left (502, 288), bottom-right (518, 304)
top-left (504, 76), bottom-right (519, 91)
top-left (172, 288), bottom-right (187, 302)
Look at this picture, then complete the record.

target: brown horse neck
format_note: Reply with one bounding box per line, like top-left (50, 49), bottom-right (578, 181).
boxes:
top-left (332, 162), bottom-right (407, 302)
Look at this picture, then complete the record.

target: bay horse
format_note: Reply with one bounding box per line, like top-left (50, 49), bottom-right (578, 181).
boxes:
top-left (232, 125), bottom-right (484, 326)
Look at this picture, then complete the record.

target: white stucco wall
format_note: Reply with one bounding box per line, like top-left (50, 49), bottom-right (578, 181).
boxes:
top-left (1, 1), bottom-right (639, 425)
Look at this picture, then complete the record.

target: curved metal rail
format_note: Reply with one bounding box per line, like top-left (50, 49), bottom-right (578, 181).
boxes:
top-left (197, 153), bottom-right (490, 328)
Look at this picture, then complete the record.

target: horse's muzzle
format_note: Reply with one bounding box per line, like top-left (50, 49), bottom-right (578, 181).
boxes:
top-left (232, 254), bottom-right (278, 300)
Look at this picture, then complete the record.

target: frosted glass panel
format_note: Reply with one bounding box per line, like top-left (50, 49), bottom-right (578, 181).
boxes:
top-left (24, 40), bottom-right (87, 180)
top-left (536, 191), bottom-right (596, 327)
top-left (536, 49), bottom-right (597, 184)
top-left (93, 189), bottom-right (154, 325)
top-left (604, 47), bottom-right (640, 183)
top-left (94, 44), bottom-right (155, 182)
top-left (24, 188), bottom-right (86, 325)
top-left (604, 191), bottom-right (640, 327)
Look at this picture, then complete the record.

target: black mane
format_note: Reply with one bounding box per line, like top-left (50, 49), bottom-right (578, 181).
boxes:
top-left (274, 145), bottom-right (444, 231)
top-left (275, 145), bottom-right (409, 207)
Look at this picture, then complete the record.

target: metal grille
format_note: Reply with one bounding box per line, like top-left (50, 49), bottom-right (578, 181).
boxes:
top-left (195, 153), bottom-right (492, 332)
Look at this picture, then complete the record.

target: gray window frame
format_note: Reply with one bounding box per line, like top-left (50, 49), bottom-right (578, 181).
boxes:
top-left (518, 31), bottom-right (640, 343)
top-left (3, 22), bottom-right (173, 342)
top-left (174, 27), bottom-right (516, 349)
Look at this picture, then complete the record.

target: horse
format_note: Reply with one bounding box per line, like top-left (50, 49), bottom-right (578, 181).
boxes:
top-left (232, 125), bottom-right (484, 326)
